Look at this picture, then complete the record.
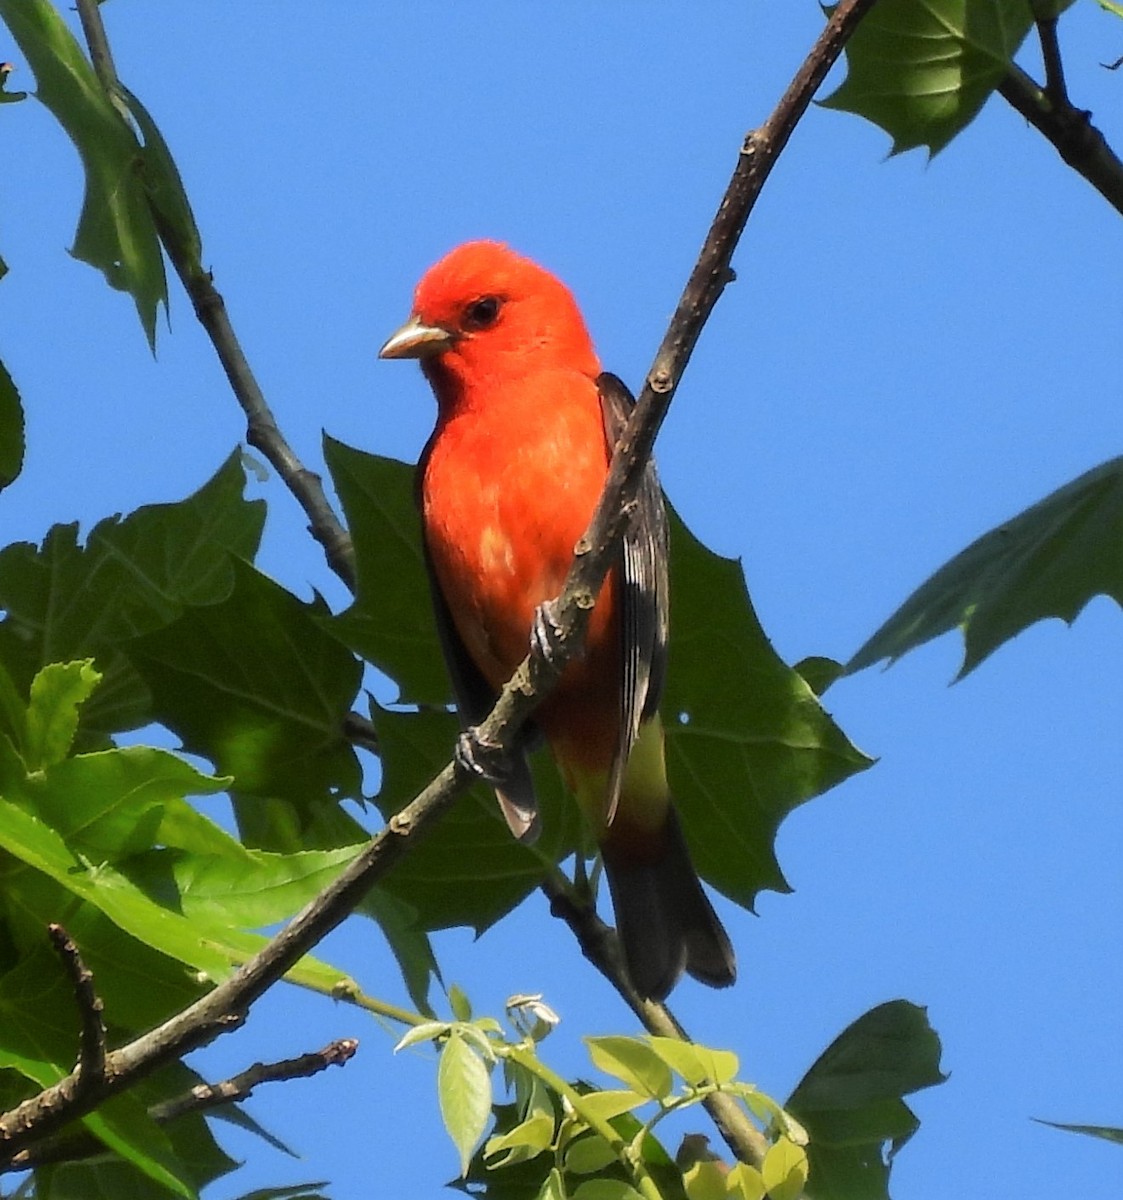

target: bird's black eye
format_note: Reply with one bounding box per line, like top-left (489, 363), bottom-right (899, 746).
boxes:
top-left (462, 295), bottom-right (502, 331)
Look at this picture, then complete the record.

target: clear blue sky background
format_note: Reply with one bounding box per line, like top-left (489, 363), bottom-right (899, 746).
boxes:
top-left (2, 4), bottom-right (1121, 1198)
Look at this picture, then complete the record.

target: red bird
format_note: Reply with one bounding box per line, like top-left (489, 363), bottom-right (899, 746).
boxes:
top-left (380, 241), bottom-right (734, 999)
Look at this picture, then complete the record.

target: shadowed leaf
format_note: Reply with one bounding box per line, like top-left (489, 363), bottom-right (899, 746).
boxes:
top-left (665, 507), bottom-right (872, 908)
top-left (787, 1001), bottom-right (946, 1200)
top-left (848, 457), bottom-right (1123, 678)
top-left (0, 357), bottom-right (23, 491)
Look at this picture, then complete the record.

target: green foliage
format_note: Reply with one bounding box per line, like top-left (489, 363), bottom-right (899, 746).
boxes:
top-left (0, 451), bottom-right (264, 744)
top-left (786, 1001), bottom-right (946, 1199)
top-left (437, 1005), bottom-right (831, 1200)
top-left (1034, 1118), bottom-right (1123, 1144)
top-left (848, 457), bottom-right (1123, 677)
top-left (0, 357), bottom-right (23, 491)
top-left (0, 663), bottom-right (360, 1196)
top-left (664, 508), bottom-right (872, 907)
top-left (822, 0), bottom-right (1037, 154)
top-left (0, 0), bottom-right (167, 344)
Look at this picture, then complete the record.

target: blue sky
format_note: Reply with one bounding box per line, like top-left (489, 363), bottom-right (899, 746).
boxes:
top-left (2, 3), bottom-right (1121, 1198)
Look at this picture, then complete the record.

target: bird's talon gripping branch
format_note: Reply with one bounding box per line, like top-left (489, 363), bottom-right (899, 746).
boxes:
top-left (454, 727), bottom-right (511, 788)
top-left (530, 598), bottom-right (567, 666)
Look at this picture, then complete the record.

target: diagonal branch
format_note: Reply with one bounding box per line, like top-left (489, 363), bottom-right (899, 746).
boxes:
top-left (998, 19), bottom-right (1123, 217)
top-left (73, 0), bottom-right (357, 592)
top-left (2, 0), bottom-right (876, 1168)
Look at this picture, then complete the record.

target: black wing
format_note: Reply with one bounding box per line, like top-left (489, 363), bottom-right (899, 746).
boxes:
top-left (417, 444), bottom-right (541, 842)
top-left (596, 372), bottom-right (670, 823)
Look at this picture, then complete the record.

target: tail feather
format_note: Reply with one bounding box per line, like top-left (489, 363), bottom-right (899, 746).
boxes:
top-left (603, 808), bottom-right (735, 1000)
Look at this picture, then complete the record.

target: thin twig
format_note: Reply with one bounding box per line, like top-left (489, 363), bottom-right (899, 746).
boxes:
top-left (997, 17), bottom-right (1123, 220)
top-left (149, 1037), bottom-right (358, 1123)
top-left (998, 65), bottom-right (1123, 215)
top-left (1035, 13), bottom-right (1069, 109)
top-left (2, 0), bottom-right (875, 1166)
top-left (4, 1040), bottom-right (357, 1173)
top-left (342, 710), bottom-right (380, 752)
top-left (46, 926), bottom-right (106, 1092)
top-left (73, 0), bottom-right (357, 592)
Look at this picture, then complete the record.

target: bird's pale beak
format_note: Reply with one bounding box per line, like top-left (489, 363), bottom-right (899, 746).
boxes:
top-left (378, 315), bottom-right (456, 360)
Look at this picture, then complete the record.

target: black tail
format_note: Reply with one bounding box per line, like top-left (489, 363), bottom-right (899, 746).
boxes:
top-left (603, 808), bottom-right (736, 1001)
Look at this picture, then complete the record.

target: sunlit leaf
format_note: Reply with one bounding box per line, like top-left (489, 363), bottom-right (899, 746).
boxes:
top-left (821, 0), bottom-right (1036, 155)
top-left (439, 1030), bottom-right (494, 1177)
top-left (585, 1036), bottom-right (674, 1099)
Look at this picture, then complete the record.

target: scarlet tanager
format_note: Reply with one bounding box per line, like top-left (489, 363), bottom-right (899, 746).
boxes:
top-left (380, 241), bottom-right (735, 999)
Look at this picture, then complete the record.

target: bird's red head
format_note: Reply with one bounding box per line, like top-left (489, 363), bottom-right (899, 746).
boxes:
top-left (379, 241), bottom-right (601, 408)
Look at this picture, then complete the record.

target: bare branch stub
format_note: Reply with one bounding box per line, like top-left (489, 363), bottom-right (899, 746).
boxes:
top-left (46, 925), bottom-right (107, 1094)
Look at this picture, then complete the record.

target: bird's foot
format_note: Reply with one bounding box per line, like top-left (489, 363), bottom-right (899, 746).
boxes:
top-left (455, 726), bottom-right (512, 788)
top-left (530, 598), bottom-right (566, 666)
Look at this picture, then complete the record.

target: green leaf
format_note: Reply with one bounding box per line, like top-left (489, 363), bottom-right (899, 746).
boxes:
top-left (572, 1089), bottom-right (649, 1123)
top-left (726, 1163), bottom-right (766, 1200)
top-left (563, 1132), bottom-right (618, 1175)
top-left (0, 356), bottom-right (23, 491)
top-left (15, 744), bottom-right (227, 862)
top-left (0, 451), bottom-right (264, 742)
top-left (571, 1181), bottom-right (646, 1200)
top-left (439, 1029), bottom-right (494, 1177)
top-left (128, 558), bottom-right (362, 805)
top-left (485, 1112), bottom-right (556, 1167)
top-left (0, 0), bottom-right (167, 343)
top-left (1034, 1119), bottom-right (1123, 1145)
top-left (792, 655), bottom-right (844, 697)
top-left (760, 1136), bottom-right (808, 1200)
top-left (226, 1187), bottom-right (331, 1200)
top-left (821, 0), bottom-right (1035, 155)
top-left (646, 1036), bottom-right (738, 1089)
top-left (786, 1001), bottom-right (947, 1200)
top-left (23, 660), bottom-right (101, 770)
top-left (848, 457), bottom-right (1123, 678)
top-left (326, 439), bottom-right (449, 704)
top-left (1099, 0), bottom-right (1123, 17)
top-left (115, 82), bottom-right (203, 274)
top-left (82, 1093), bottom-right (196, 1199)
top-left (665, 506), bottom-right (872, 907)
top-left (585, 1036), bottom-right (674, 1099)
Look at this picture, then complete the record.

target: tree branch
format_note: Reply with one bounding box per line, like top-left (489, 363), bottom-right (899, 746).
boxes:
top-left (3, 1039), bottom-right (357, 1173)
top-left (73, 0), bottom-right (357, 592)
top-left (998, 39), bottom-right (1123, 216)
top-left (47, 925), bottom-right (106, 1094)
top-left (2, 0), bottom-right (876, 1169)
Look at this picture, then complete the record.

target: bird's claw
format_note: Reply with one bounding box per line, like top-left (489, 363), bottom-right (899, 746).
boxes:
top-left (530, 598), bottom-right (566, 666)
top-left (455, 727), bottom-right (511, 787)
